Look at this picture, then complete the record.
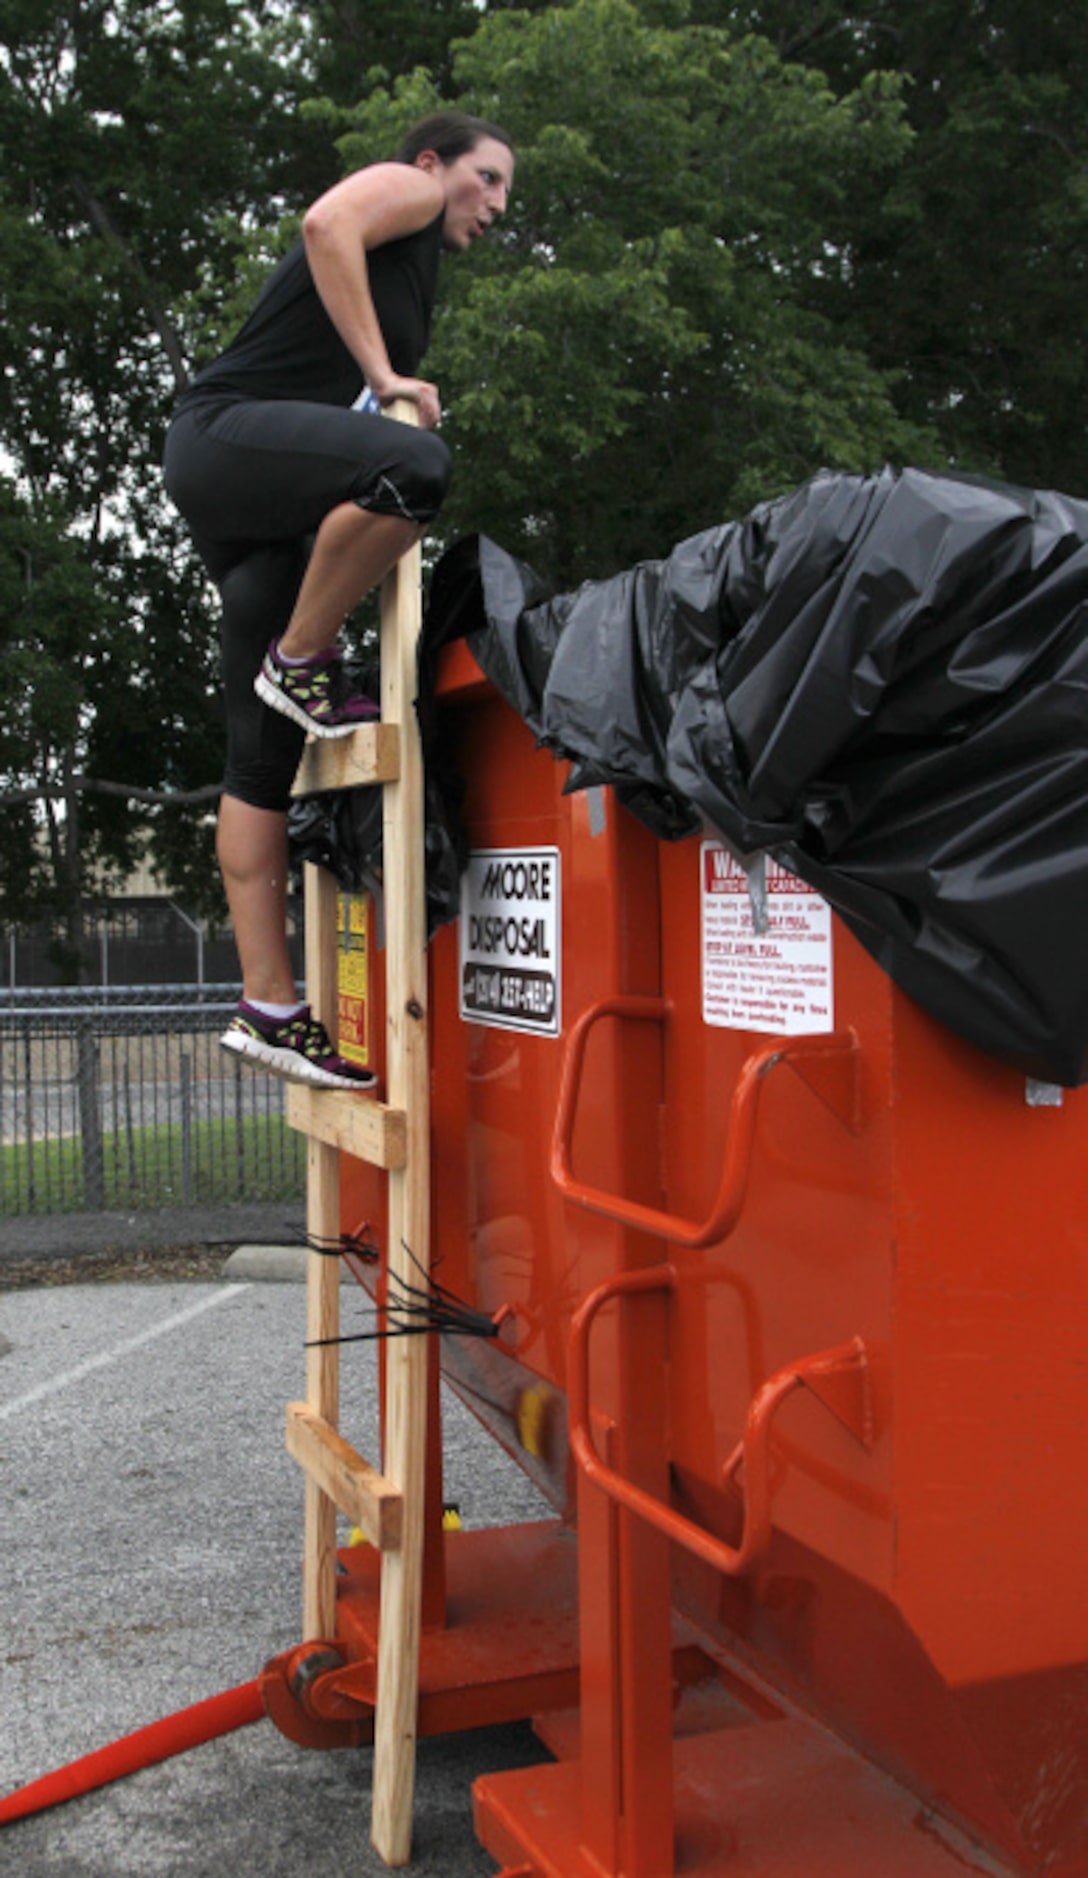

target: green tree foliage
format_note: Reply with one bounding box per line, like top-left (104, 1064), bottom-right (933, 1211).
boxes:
top-left (0, 0), bottom-right (317, 955)
top-left (326, 0), bottom-right (933, 583)
top-left (718, 1), bottom-right (1088, 488)
top-left (299, 0), bottom-right (482, 107)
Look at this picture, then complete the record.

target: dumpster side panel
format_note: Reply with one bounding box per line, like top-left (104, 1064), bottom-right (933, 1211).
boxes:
top-left (654, 830), bottom-right (1088, 1875)
top-left (656, 838), bottom-right (896, 1590)
top-left (891, 1002), bottom-right (1088, 1873)
top-left (892, 1002), bottom-right (1088, 1682)
top-left (427, 680), bottom-right (665, 1484)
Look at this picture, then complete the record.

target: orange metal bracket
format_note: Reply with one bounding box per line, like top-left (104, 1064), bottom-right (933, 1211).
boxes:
top-left (259, 1641), bottom-right (373, 1751)
top-left (551, 998), bottom-right (861, 1247)
top-left (568, 1263), bottom-right (873, 1578)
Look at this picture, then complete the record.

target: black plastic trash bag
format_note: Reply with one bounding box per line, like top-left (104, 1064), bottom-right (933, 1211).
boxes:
top-left (287, 638), bottom-right (465, 939)
top-left (289, 785), bottom-right (383, 893)
top-left (425, 466), bottom-right (1088, 1086)
top-left (288, 778), bottom-right (464, 941)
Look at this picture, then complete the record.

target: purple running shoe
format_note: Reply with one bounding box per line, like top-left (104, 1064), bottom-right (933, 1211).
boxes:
top-left (221, 1002), bottom-right (377, 1092)
top-left (254, 640), bottom-right (379, 739)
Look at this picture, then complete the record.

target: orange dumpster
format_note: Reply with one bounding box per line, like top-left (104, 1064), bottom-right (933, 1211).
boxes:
top-left (336, 640), bottom-right (1088, 1877)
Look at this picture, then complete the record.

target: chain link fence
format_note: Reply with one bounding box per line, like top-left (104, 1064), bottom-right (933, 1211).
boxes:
top-left (0, 986), bottom-right (306, 1257)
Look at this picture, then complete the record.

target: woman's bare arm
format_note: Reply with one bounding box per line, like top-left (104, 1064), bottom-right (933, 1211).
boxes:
top-left (302, 162), bottom-right (444, 426)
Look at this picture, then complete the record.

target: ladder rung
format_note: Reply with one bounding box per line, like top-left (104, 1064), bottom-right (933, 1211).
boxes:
top-left (291, 722), bottom-right (400, 797)
top-left (287, 1084), bottom-right (406, 1168)
top-left (286, 1403), bottom-right (402, 1550)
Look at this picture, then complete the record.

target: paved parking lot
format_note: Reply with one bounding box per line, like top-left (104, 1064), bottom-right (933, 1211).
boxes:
top-left (0, 1256), bottom-right (550, 1876)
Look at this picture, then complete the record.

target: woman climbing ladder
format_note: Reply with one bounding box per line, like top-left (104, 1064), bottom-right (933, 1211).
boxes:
top-left (163, 111), bottom-right (515, 1090)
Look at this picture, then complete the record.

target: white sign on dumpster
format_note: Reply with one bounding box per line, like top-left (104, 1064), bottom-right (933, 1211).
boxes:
top-left (460, 847), bottom-right (561, 1036)
top-left (701, 842), bottom-right (833, 1035)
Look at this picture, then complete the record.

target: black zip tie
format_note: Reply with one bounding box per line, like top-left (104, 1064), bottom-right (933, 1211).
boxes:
top-left (386, 1241), bottom-right (503, 1339)
top-left (307, 1297), bottom-right (501, 1347)
top-left (299, 1224), bottom-right (379, 1262)
top-left (306, 1239), bottom-right (503, 1348)
top-left (340, 1224), bottom-right (380, 1263)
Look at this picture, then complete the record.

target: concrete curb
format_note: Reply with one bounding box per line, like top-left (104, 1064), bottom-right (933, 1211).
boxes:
top-left (0, 1201), bottom-right (306, 1263)
top-left (222, 1243), bottom-right (354, 1284)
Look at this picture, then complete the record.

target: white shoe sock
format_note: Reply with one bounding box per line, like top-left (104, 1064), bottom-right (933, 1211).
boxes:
top-left (248, 998), bottom-right (305, 1021)
top-left (275, 641), bottom-right (327, 668)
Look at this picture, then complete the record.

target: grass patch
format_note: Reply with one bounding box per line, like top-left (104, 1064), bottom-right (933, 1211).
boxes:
top-left (0, 1113), bottom-right (304, 1215)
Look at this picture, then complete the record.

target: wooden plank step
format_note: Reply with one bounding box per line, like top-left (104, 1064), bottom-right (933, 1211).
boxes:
top-left (291, 722), bottom-right (400, 797)
top-left (287, 1083), bottom-right (406, 1168)
top-left (286, 1403), bottom-right (403, 1551)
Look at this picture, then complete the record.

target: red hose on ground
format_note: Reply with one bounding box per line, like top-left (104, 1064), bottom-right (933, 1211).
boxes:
top-left (0, 1679), bottom-right (266, 1825)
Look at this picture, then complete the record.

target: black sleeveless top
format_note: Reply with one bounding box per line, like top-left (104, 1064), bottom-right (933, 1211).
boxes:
top-left (177, 209), bottom-right (445, 410)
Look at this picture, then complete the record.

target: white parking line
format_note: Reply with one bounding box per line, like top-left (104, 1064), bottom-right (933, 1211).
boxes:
top-left (0, 1285), bottom-right (248, 1420)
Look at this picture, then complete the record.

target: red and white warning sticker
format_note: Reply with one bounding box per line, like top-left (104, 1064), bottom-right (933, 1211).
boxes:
top-left (701, 842), bottom-right (833, 1036)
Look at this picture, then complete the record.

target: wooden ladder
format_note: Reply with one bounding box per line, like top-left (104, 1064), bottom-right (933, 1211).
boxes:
top-left (283, 401), bottom-right (431, 1867)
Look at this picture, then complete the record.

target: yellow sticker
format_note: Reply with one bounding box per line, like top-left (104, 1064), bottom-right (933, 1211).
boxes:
top-left (337, 893), bottom-right (371, 1068)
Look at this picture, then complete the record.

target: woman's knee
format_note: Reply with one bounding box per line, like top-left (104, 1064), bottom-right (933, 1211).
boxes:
top-left (413, 430), bottom-right (453, 515)
top-left (359, 429), bottom-right (452, 523)
top-left (221, 751), bottom-right (301, 815)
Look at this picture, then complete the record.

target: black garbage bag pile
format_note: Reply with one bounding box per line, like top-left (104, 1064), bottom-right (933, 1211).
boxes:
top-left (424, 467), bottom-right (1088, 1086)
top-left (289, 769), bottom-right (465, 942)
top-left (287, 640), bottom-right (466, 940)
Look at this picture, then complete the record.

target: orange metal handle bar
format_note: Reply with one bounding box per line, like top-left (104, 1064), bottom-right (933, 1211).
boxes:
top-left (551, 997), bottom-right (856, 1248)
top-left (569, 1263), bottom-right (870, 1579)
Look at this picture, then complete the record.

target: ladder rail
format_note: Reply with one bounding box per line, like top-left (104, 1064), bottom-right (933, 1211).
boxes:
top-left (371, 411), bottom-right (432, 1867)
top-left (301, 859), bottom-right (343, 1640)
top-left (286, 398), bottom-right (432, 1868)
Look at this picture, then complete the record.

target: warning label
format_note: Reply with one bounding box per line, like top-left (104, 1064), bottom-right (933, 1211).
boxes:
top-left (460, 847), bottom-right (561, 1036)
top-left (701, 843), bottom-right (833, 1035)
top-left (336, 892), bottom-right (371, 1069)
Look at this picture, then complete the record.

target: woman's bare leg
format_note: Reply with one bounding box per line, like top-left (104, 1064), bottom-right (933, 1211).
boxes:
top-left (276, 505), bottom-right (421, 659)
top-left (222, 510), bottom-right (421, 1000)
top-left (217, 795), bottom-right (298, 1005)
top-left (219, 505), bottom-right (426, 1014)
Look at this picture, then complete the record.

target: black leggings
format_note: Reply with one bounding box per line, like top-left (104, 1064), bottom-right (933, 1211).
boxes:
top-left (163, 397), bottom-right (452, 811)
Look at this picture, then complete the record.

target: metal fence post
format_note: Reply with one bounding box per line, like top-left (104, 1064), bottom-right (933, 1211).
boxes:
top-left (76, 1015), bottom-right (105, 1210)
top-left (181, 1052), bottom-right (193, 1204)
top-left (22, 1021), bottom-right (35, 1211)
